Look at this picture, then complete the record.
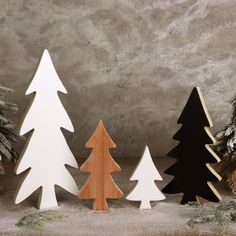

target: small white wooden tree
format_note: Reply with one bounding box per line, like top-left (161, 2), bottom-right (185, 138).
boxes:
top-left (14, 49), bottom-right (79, 209)
top-left (126, 146), bottom-right (165, 209)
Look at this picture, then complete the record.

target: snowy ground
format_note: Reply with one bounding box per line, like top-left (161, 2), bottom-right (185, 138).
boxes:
top-left (0, 157), bottom-right (235, 236)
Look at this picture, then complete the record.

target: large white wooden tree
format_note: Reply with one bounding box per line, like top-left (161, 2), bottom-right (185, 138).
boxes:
top-left (14, 49), bottom-right (79, 209)
top-left (126, 146), bottom-right (165, 209)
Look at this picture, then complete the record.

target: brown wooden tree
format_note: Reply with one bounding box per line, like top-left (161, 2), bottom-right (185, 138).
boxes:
top-left (78, 120), bottom-right (123, 210)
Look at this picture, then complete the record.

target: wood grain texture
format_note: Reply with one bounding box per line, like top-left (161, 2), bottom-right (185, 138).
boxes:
top-left (78, 120), bottom-right (123, 210)
top-left (162, 87), bottom-right (222, 204)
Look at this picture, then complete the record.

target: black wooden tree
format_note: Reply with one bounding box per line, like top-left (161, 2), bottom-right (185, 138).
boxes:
top-left (163, 87), bottom-right (222, 204)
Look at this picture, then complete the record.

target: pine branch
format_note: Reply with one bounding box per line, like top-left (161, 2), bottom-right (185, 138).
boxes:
top-left (186, 201), bottom-right (236, 230)
top-left (0, 86), bottom-right (19, 165)
top-left (0, 132), bottom-right (11, 151)
top-left (0, 101), bottom-right (18, 113)
top-left (0, 114), bottom-right (10, 124)
top-left (1, 122), bottom-right (17, 129)
top-left (0, 86), bottom-right (14, 94)
top-left (5, 134), bottom-right (18, 143)
top-left (0, 126), bottom-right (20, 139)
top-left (16, 211), bottom-right (64, 229)
top-left (215, 95), bottom-right (236, 161)
top-left (0, 142), bottom-right (12, 161)
top-left (11, 149), bottom-right (18, 161)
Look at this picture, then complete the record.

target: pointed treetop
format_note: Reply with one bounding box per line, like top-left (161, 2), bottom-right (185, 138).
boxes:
top-left (178, 87), bottom-right (213, 127)
top-left (131, 146), bottom-right (163, 181)
top-left (26, 49), bottom-right (67, 95)
top-left (86, 120), bottom-right (116, 149)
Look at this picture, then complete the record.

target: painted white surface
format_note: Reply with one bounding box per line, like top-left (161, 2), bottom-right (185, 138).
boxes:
top-left (126, 146), bottom-right (165, 209)
top-left (15, 49), bottom-right (79, 209)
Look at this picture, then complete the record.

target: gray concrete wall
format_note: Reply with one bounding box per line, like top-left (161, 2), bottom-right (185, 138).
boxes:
top-left (0, 0), bottom-right (236, 159)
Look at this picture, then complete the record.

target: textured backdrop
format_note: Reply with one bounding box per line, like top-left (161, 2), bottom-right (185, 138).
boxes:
top-left (0, 0), bottom-right (236, 159)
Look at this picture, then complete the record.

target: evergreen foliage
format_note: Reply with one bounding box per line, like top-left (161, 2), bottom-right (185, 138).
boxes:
top-left (0, 85), bottom-right (19, 174)
top-left (215, 95), bottom-right (236, 193)
top-left (215, 95), bottom-right (236, 160)
top-left (16, 211), bottom-right (64, 229)
top-left (187, 201), bottom-right (236, 231)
